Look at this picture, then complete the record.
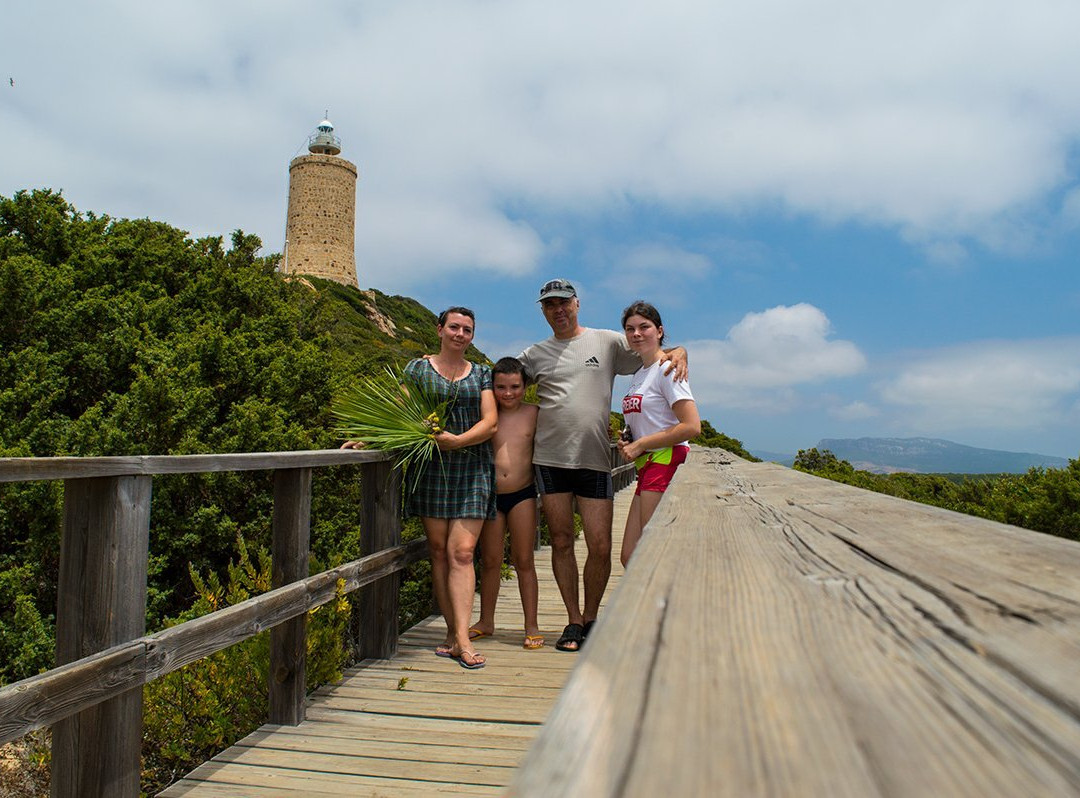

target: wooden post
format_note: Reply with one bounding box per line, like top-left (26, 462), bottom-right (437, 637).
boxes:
top-left (269, 467), bottom-right (311, 725)
top-left (358, 460), bottom-right (402, 660)
top-left (52, 475), bottom-right (151, 798)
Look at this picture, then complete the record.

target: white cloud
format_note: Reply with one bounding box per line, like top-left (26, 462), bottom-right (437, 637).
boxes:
top-left (920, 241), bottom-right (970, 267)
top-left (877, 339), bottom-right (1080, 432)
top-left (4, 0), bottom-right (1080, 284)
top-left (832, 401), bottom-right (880, 421)
top-left (685, 304), bottom-right (866, 409)
top-left (1062, 188), bottom-right (1080, 229)
top-left (357, 197), bottom-right (542, 290)
top-left (598, 242), bottom-right (713, 305)
top-left (619, 244), bottom-right (711, 278)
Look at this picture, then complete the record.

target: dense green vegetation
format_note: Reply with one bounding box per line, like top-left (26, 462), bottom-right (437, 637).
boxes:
top-left (0, 189), bottom-right (461, 684)
top-left (0, 189), bottom-right (458, 791)
top-left (691, 419), bottom-right (758, 461)
top-left (793, 448), bottom-right (1080, 542)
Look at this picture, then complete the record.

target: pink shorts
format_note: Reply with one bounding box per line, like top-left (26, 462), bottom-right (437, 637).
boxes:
top-left (635, 445), bottom-right (689, 495)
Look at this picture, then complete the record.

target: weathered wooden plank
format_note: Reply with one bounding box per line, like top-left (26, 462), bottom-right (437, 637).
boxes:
top-left (0, 640), bottom-right (147, 745)
top-left (319, 678), bottom-right (562, 701)
top-left (510, 452), bottom-right (1080, 797)
top-left (311, 689), bottom-right (553, 725)
top-left (329, 669), bottom-right (568, 693)
top-left (52, 475), bottom-right (151, 798)
top-left (185, 744), bottom-right (516, 786)
top-left (269, 467), bottom-right (311, 725)
top-left (739, 463), bottom-right (1080, 709)
top-left (296, 709), bottom-right (540, 748)
top-left (161, 767), bottom-right (501, 796)
top-left (158, 487), bottom-right (631, 796)
top-left (359, 459), bottom-right (403, 661)
top-left (164, 781), bottom-right (461, 798)
top-left (228, 726), bottom-right (527, 767)
top-left (0, 539), bottom-right (427, 744)
top-left (0, 449), bottom-right (388, 483)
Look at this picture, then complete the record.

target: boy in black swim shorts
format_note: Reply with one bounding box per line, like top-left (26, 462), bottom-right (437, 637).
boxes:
top-left (470, 358), bottom-right (544, 649)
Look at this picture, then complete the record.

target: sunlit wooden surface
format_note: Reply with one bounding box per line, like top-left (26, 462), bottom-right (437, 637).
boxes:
top-left (160, 488), bottom-right (635, 796)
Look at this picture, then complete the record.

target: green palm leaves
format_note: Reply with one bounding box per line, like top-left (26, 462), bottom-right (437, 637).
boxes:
top-left (331, 366), bottom-right (448, 492)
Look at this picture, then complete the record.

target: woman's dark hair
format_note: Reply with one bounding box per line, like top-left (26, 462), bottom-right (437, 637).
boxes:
top-left (437, 306), bottom-right (476, 327)
top-left (621, 300), bottom-right (665, 345)
top-left (492, 356), bottom-right (529, 384)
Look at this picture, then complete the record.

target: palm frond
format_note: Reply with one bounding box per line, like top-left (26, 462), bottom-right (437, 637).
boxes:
top-left (331, 365), bottom-right (448, 493)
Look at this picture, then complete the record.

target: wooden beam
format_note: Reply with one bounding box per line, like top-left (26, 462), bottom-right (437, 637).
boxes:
top-left (510, 450), bottom-right (1080, 797)
top-left (359, 460), bottom-right (403, 660)
top-left (0, 449), bottom-right (389, 483)
top-left (269, 468), bottom-right (312, 725)
top-left (52, 475), bottom-right (151, 798)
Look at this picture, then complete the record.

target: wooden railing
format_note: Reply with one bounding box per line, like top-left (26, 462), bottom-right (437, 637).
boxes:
top-left (511, 449), bottom-right (1080, 797)
top-left (0, 449), bottom-right (426, 798)
top-left (610, 446), bottom-right (636, 492)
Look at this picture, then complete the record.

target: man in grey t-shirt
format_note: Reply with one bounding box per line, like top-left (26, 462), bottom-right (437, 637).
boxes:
top-left (519, 278), bottom-right (686, 652)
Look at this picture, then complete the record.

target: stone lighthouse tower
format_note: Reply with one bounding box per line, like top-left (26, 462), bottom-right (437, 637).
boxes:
top-left (281, 117), bottom-right (359, 288)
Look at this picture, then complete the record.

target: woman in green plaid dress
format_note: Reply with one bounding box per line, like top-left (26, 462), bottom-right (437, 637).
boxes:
top-left (406, 307), bottom-right (496, 669)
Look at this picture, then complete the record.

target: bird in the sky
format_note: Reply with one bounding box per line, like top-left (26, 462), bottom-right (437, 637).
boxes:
top-left (8, 78), bottom-right (13, 87)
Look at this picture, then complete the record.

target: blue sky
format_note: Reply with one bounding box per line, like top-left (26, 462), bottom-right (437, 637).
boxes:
top-left (3, 1), bottom-right (1079, 458)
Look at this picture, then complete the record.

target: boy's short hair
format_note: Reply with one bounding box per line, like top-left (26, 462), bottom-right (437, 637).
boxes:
top-left (492, 356), bottom-right (529, 384)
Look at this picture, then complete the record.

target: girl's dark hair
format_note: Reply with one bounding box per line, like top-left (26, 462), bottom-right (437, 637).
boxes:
top-left (492, 356), bottom-right (529, 383)
top-left (437, 306), bottom-right (476, 327)
top-left (621, 300), bottom-right (665, 345)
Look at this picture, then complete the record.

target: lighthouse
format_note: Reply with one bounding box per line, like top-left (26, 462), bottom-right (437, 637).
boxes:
top-left (280, 117), bottom-right (359, 288)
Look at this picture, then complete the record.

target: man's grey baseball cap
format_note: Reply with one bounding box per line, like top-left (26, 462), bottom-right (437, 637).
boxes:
top-left (537, 278), bottom-right (577, 302)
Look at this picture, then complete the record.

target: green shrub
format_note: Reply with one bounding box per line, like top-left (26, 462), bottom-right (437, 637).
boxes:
top-left (141, 535), bottom-right (351, 795)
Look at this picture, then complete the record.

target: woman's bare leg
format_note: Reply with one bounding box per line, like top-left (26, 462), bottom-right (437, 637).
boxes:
top-left (622, 490), bottom-right (664, 567)
top-left (620, 494), bottom-right (642, 568)
top-left (473, 514), bottom-right (505, 637)
top-left (422, 517), bottom-right (454, 649)
top-left (446, 517), bottom-right (485, 664)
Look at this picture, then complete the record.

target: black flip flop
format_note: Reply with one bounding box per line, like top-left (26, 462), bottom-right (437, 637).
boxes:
top-left (555, 622), bottom-right (585, 652)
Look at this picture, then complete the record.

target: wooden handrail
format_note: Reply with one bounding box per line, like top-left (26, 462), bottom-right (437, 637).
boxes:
top-left (0, 538), bottom-right (427, 744)
top-left (511, 449), bottom-right (1080, 796)
top-left (0, 448), bottom-right (384, 482)
top-left (0, 449), bottom-right (412, 798)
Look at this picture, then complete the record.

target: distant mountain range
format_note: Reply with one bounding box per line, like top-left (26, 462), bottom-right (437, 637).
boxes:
top-left (751, 437), bottom-right (1071, 474)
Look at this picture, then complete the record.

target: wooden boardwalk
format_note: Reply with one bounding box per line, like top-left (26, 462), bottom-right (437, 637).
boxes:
top-left (160, 487), bottom-right (637, 796)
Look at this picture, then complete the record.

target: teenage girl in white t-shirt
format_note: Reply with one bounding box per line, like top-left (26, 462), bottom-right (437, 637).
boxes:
top-left (618, 301), bottom-right (701, 566)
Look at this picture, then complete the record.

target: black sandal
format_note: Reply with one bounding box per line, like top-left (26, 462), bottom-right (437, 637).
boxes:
top-left (581, 619), bottom-right (596, 645)
top-left (555, 622), bottom-right (585, 652)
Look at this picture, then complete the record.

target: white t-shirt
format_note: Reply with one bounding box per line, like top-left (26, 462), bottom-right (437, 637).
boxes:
top-left (621, 360), bottom-right (695, 449)
top-left (519, 328), bottom-right (640, 473)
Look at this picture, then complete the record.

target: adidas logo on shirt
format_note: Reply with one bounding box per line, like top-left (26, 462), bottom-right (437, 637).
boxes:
top-left (584, 356), bottom-right (600, 368)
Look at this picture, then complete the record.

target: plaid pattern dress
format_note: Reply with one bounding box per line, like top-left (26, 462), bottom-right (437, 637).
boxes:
top-left (403, 358), bottom-right (496, 520)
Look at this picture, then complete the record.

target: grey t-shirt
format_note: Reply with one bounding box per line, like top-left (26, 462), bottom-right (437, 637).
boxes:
top-left (519, 328), bottom-right (640, 473)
